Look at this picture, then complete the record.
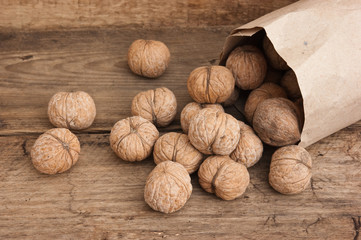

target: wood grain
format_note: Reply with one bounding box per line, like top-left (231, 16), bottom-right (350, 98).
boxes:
top-left (0, 2), bottom-right (360, 238)
top-left (1, 123), bottom-right (360, 239)
top-left (0, 0), bottom-right (298, 31)
top-left (0, 28), bottom-right (229, 135)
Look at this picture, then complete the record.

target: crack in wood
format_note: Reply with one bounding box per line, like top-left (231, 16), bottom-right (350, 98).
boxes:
top-left (21, 139), bottom-right (28, 156)
top-left (19, 55), bottom-right (33, 61)
top-left (352, 216), bottom-right (361, 240)
top-left (264, 214), bottom-right (276, 225)
top-left (250, 182), bottom-right (267, 201)
top-left (67, 177), bottom-right (77, 215)
top-left (310, 178), bottom-right (320, 201)
top-left (346, 136), bottom-right (361, 161)
top-left (305, 217), bottom-right (321, 234)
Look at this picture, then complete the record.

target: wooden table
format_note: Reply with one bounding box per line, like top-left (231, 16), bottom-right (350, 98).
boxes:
top-left (1, 1), bottom-right (360, 239)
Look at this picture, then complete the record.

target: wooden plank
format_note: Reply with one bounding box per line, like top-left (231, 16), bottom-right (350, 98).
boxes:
top-left (0, 123), bottom-right (360, 239)
top-left (0, 16), bottom-right (360, 240)
top-left (0, 0), bottom-right (298, 31)
top-left (0, 28), bottom-right (230, 135)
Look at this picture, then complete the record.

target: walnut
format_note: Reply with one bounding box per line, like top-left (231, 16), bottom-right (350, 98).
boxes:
top-left (131, 87), bottom-right (177, 127)
top-left (153, 132), bottom-right (203, 174)
top-left (280, 70), bottom-right (302, 100)
top-left (48, 91), bottom-right (96, 130)
top-left (269, 145), bottom-right (312, 194)
top-left (294, 98), bottom-right (305, 129)
top-left (198, 155), bottom-right (249, 200)
top-left (109, 116), bottom-right (159, 162)
top-left (226, 45), bottom-right (267, 90)
top-left (264, 68), bottom-right (283, 84)
top-left (127, 39), bottom-right (170, 78)
top-left (188, 108), bottom-right (240, 155)
top-left (230, 121), bottom-right (263, 168)
top-left (244, 82), bottom-right (287, 124)
top-left (31, 128), bottom-right (80, 174)
top-left (187, 66), bottom-right (235, 104)
top-left (263, 36), bottom-right (289, 70)
top-left (144, 161), bottom-right (192, 213)
top-left (223, 87), bottom-right (240, 107)
top-left (253, 98), bottom-right (301, 146)
top-left (180, 102), bottom-right (224, 134)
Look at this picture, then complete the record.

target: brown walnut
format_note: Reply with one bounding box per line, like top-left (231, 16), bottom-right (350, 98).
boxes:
top-left (253, 98), bottom-right (301, 146)
top-left (294, 97), bottom-right (305, 129)
top-left (244, 82), bottom-right (287, 124)
top-left (264, 67), bottom-right (284, 84)
top-left (280, 70), bottom-right (302, 100)
top-left (110, 116), bottom-right (159, 162)
top-left (187, 66), bottom-right (235, 104)
top-left (188, 108), bottom-right (240, 155)
top-left (198, 155), bottom-right (250, 200)
top-left (127, 39), bottom-right (170, 78)
top-left (144, 161), bottom-right (192, 213)
top-left (131, 87), bottom-right (177, 127)
top-left (263, 36), bottom-right (289, 70)
top-left (180, 102), bottom-right (224, 134)
top-left (223, 87), bottom-right (240, 107)
top-left (31, 128), bottom-right (80, 174)
top-left (269, 145), bottom-right (312, 194)
top-left (153, 132), bottom-right (203, 174)
top-left (48, 91), bottom-right (96, 130)
top-left (226, 45), bottom-right (267, 90)
top-left (230, 121), bottom-right (263, 168)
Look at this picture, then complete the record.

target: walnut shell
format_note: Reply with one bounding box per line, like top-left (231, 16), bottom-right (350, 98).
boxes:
top-left (48, 91), bottom-right (96, 130)
top-left (294, 97), bottom-right (305, 129)
top-left (187, 66), bottom-right (235, 104)
top-left (226, 45), bottom-right (267, 90)
top-left (269, 145), bottom-right (312, 194)
top-left (264, 67), bottom-right (284, 84)
top-left (198, 155), bottom-right (249, 200)
top-left (153, 132), bottom-right (203, 174)
top-left (244, 82), bottom-right (287, 124)
top-left (127, 39), bottom-right (170, 78)
top-left (110, 116), bottom-right (159, 162)
top-left (131, 87), bottom-right (177, 127)
top-left (223, 87), bottom-right (240, 107)
top-left (188, 108), bottom-right (240, 155)
top-left (263, 36), bottom-right (289, 70)
top-left (230, 121), bottom-right (263, 168)
top-left (280, 70), bottom-right (302, 100)
top-left (253, 98), bottom-right (301, 147)
top-left (31, 128), bottom-right (80, 174)
top-left (180, 102), bottom-right (224, 134)
top-left (144, 161), bottom-right (192, 213)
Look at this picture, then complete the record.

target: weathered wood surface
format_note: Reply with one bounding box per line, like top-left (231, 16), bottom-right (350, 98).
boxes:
top-left (0, 1), bottom-right (361, 239)
top-left (0, 0), bottom-right (297, 31)
top-left (0, 28), bottom-right (231, 135)
top-left (0, 27), bottom-right (360, 240)
top-left (1, 123), bottom-right (361, 239)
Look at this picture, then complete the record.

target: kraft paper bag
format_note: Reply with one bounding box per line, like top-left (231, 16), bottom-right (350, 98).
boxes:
top-left (219, 0), bottom-right (361, 147)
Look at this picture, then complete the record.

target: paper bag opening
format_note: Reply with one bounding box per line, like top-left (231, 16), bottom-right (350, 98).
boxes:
top-left (220, 0), bottom-right (361, 148)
